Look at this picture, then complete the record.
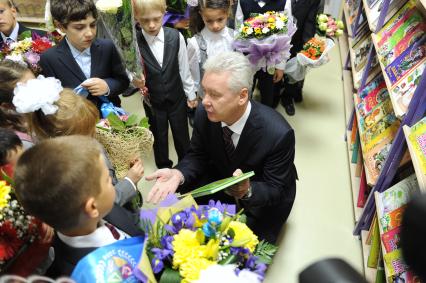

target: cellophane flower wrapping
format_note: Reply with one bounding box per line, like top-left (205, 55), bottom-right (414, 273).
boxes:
top-left (96, 0), bottom-right (143, 79)
top-left (286, 37), bottom-right (335, 83)
top-left (136, 195), bottom-right (277, 283)
top-left (233, 11), bottom-right (297, 73)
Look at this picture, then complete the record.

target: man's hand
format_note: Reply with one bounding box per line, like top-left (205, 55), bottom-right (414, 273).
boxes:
top-left (132, 73), bottom-right (146, 90)
top-left (81, 78), bottom-right (109, 96)
top-left (273, 69), bottom-right (284, 83)
top-left (187, 98), bottom-right (198, 109)
top-left (226, 169), bottom-right (250, 199)
top-left (126, 158), bottom-right (144, 184)
top-left (146, 168), bottom-right (183, 204)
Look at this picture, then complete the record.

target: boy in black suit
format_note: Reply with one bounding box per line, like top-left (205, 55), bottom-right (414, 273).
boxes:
top-left (40, 0), bottom-right (129, 110)
top-left (14, 136), bottom-right (143, 277)
top-left (0, 0), bottom-right (46, 47)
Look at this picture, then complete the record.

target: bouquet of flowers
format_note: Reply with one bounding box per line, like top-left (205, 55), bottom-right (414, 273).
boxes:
top-left (136, 195), bottom-right (277, 283)
top-left (233, 11), bottom-right (297, 74)
top-left (0, 32), bottom-right (57, 74)
top-left (95, 0), bottom-right (143, 81)
top-left (0, 178), bottom-right (49, 275)
top-left (316, 14), bottom-right (344, 38)
top-left (96, 112), bottom-right (154, 179)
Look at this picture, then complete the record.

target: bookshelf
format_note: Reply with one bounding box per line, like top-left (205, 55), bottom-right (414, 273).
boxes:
top-left (403, 125), bottom-right (426, 192)
top-left (340, 0), bottom-right (426, 281)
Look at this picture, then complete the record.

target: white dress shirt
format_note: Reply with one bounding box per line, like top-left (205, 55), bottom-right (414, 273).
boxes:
top-left (141, 28), bottom-right (197, 101)
top-left (235, 0), bottom-right (293, 70)
top-left (187, 27), bottom-right (235, 91)
top-left (1, 22), bottom-right (20, 43)
top-left (66, 37), bottom-right (91, 79)
top-left (221, 102), bottom-right (252, 147)
top-left (57, 220), bottom-right (129, 248)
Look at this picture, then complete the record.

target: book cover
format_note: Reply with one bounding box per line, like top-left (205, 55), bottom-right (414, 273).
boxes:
top-left (383, 249), bottom-right (409, 277)
top-left (357, 74), bottom-right (385, 99)
top-left (350, 116), bottom-right (358, 150)
top-left (351, 134), bottom-right (361, 164)
top-left (363, 120), bottom-right (399, 153)
top-left (364, 139), bottom-right (393, 185)
top-left (381, 226), bottom-right (401, 253)
top-left (385, 35), bottom-right (426, 85)
top-left (376, 174), bottom-right (419, 216)
top-left (353, 34), bottom-right (373, 72)
top-left (380, 205), bottom-right (406, 233)
top-left (357, 166), bottom-right (370, 207)
top-left (390, 270), bottom-right (422, 283)
top-left (408, 117), bottom-right (426, 174)
top-left (359, 100), bottom-right (394, 134)
top-left (376, 1), bottom-right (417, 45)
top-left (356, 80), bottom-right (389, 122)
top-left (180, 171), bottom-right (255, 198)
top-left (361, 114), bottom-right (399, 147)
top-left (390, 61), bottom-right (425, 117)
top-left (367, 216), bottom-right (381, 268)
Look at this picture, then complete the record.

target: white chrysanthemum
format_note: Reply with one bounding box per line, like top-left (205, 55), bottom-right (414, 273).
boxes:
top-left (247, 27), bottom-right (254, 35)
top-left (95, 0), bottom-right (123, 13)
top-left (275, 19), bottom-right (284, 29)
top-left (262, 27), bottom-right (270, 34)
top-left (5, 53), bottom-right (25, 63)
top-left (195, 264), bottom-right (262, 283)
top-left (13, 75), bottom-right (63, 115)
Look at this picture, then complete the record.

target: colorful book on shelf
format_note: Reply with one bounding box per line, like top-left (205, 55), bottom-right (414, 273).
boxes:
top-left (350, 115), bottom-right (358, 150)
top-left (383, 249), bottom-right (409, 278)
top-left (376, 0), bottom-right (417, 45)
top-left (355, 78), bottom-right (389, 120)
top-left (368, 0), bottom-right (406, 31)
top-left (180, 171), bottom-right (255, 198)
top-left (385, 35), bottom-right (426, 85)
top-left (366, 213), bottom-right (378, 245)
top-left (353, 34), bottom-right (373, 72)
top-left (389, 270), bottom-right (422, 283)
top-left (375, 174), bottom-right (419, 216)
top-left (379, 205), bottom-right (406, 233)
top-left (381, 226), bottom-right (401, 253)
top-left (361, 114), bottom-right (399, 147)
top-left (352, 133), bottom-right (361, 164)
top-left (367, 215), bottom-right (381, 268)
top-left (375, 255), bottom-right (386, 283)
top-left (363, 119), bottom-right (400, 152)
top-left (359, 100), bottom-right (394, 134)
top-left (407, 117), bottom-right (426, 174)
top-left (389, 61), bottom-right (425, 118)
top-left (357, 166), bottom-right (369, 207)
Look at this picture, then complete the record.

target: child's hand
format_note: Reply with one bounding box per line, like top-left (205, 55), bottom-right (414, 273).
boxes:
top-left (132, 74), bottom-right (146, 89)
top-left (81, 78), bottom-right (109, 96)
top-left (126, 157), bottom-right (144, 184)
top-left (174, 19), bottom-right (189, 29)
top-left (40, 222), bottom-right (54, 244)
top-left (273, 69), bottom-right (284, 83)
top-left (187, 98), bottom-right (198, 109)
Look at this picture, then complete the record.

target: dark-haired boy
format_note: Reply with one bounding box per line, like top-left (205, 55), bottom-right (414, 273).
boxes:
top-left (0, 0), bottom-right (46, 48)
top-left (14, 135), bottom-right (143, 277)
top-left (40, 0), bottom-right (129, 110)
top-left (0, 127), bottom-right (23, 179)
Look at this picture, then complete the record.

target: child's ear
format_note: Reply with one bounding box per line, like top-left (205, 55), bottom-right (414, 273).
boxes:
top-left (55, 21), bottom-right (67, 33)
top-left (84, 197), bottom-right (100, 219)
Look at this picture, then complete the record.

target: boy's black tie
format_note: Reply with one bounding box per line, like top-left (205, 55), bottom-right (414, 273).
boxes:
top-left (222, 126), bottom-right (235, 158)
top-left (105, 222), bottom-right (120, 240)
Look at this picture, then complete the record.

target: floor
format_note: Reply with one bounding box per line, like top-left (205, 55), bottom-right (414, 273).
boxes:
top-left (121, 46), bottom-right (364, 283)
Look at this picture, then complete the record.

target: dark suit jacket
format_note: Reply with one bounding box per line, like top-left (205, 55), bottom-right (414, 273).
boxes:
top-left (39, 38), bottom-right (129, 108)
top-left (46, 204), bottom-right (143, 277)
top-left (0, 23), bottom-right (46, 48)
top-left (290, 0), bottom-right (324, 57)
top-left (175, 101), bottom-right (297, 243)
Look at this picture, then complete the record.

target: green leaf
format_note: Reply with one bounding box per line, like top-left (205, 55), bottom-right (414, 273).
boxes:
top-left (227, 228), bottom-right (235, 239)
top-left (238, 214), bottom-right (247, 224)
top-left (125, 114), bottom-right (139, 127)
top-left (106, 112), bottom-right (125, 131)
top-left (219, 254), bottom-right (238, 265)
top-left (1, 169), bottom-right (15, 187)
top-left (159, 267), bottom-right (181, 283)
top-left (253, 240), bottom-right (278, 264)
top-left (139, 117), bottom-right (150, 128)
top-left (17, 30), bottom-right (31, 40)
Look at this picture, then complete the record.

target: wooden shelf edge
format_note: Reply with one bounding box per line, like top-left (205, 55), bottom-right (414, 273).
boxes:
top-left (403, 125), bottom-right (426, 192)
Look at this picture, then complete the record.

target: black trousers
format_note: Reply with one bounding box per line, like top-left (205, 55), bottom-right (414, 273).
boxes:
top-left (254, 70), bottom-right (283, 108)
top-left (281, 77), bottom-right (304, 105)
top-left (143, 97), bottom-right (190, 169)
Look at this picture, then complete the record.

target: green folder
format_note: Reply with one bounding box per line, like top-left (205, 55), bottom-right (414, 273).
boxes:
top-left (180, 171), bottom-right (255, 199)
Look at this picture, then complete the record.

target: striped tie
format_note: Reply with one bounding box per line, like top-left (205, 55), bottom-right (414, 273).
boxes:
top-left (222, 126), bottom-right (235, 158)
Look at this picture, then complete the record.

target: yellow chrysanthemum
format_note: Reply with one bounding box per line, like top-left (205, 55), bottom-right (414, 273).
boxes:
top-left (0, 181), bottom-right (11, 209)
top-left (228, 221), bottom-right (259, 252)
top-left (267, 17), bottom-right (275, 23)
top-left (172, 229), bottom-right (205, 269)
top-left (268, 23), bottom-right (276, 30)
top-left (180, 257), bottom-right (215, 283)
top-left (254, 27), bottom-right (262, 35)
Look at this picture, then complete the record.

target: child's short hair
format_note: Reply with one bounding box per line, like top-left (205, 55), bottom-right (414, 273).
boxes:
top-left (0, 60), bottom-right (32, 105)
top-left (14, 135), bottom-right (103, 231)
top-left (28, 89), bottom-right (99, 139)
top-left (189, 0), bottom-right (231, 34)
top-left (0, 128), bottom-right (22, 166)
top-left (50, 0), bottom-right (98, 27)
top-left (0, 0), bottom-right (13, 7)
top-left (133, 0), bottom-right (167, 15)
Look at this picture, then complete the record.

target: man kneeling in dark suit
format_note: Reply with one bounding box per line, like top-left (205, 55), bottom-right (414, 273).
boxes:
top-left (146, 51), bottom-right (297, 244)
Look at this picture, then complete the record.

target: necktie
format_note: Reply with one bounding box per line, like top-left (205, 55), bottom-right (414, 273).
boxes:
top-left (105, 222), bottom-right (120, 240)
top-left (222, 126), bottom-right (235, 158)
top-left (5, 37), bottom-right (14, 45)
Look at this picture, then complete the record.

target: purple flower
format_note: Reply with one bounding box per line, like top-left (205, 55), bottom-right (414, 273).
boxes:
top-left (151, 257), bottom-right (164, 274)
top-left (245, 255), bottom-right (267, 279)
top-left (24, 51), bottom-right (40, 65)
top-left (161, 235), bottom-right (174, 254)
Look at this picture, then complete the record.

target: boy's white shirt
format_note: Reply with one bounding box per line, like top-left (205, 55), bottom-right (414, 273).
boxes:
top-left (57, 220), bottom-right (129, 248)
top-left (187, 26), bottom-right (234, 92)
top-left (0, 22), bottom-right (19, 42)
top-left (141, 27), bottom-right (196, 101)
top-left (234, 0), bottom-right (293, 70)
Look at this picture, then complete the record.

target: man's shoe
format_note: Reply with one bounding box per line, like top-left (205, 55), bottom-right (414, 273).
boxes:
top-left (122, 87), bottom-right (139, 97)
top-left (284, 103), bottom-right (295, 116)
top-left (294, 92), bottom-right (303, 103)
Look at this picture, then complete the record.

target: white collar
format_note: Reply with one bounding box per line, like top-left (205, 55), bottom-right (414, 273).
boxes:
top-left (141, 28), bottom-right (164, 45)
top-left (57, 220), bottom-right (117, 248)
top-left (221, 102), bottom-right (252, 135)
top-left (65, 37), bottom-right (91, 58)
top-left (201, 26), bottom-right (230, 40)
top-left (1, 22), bottom-right (19, 42)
